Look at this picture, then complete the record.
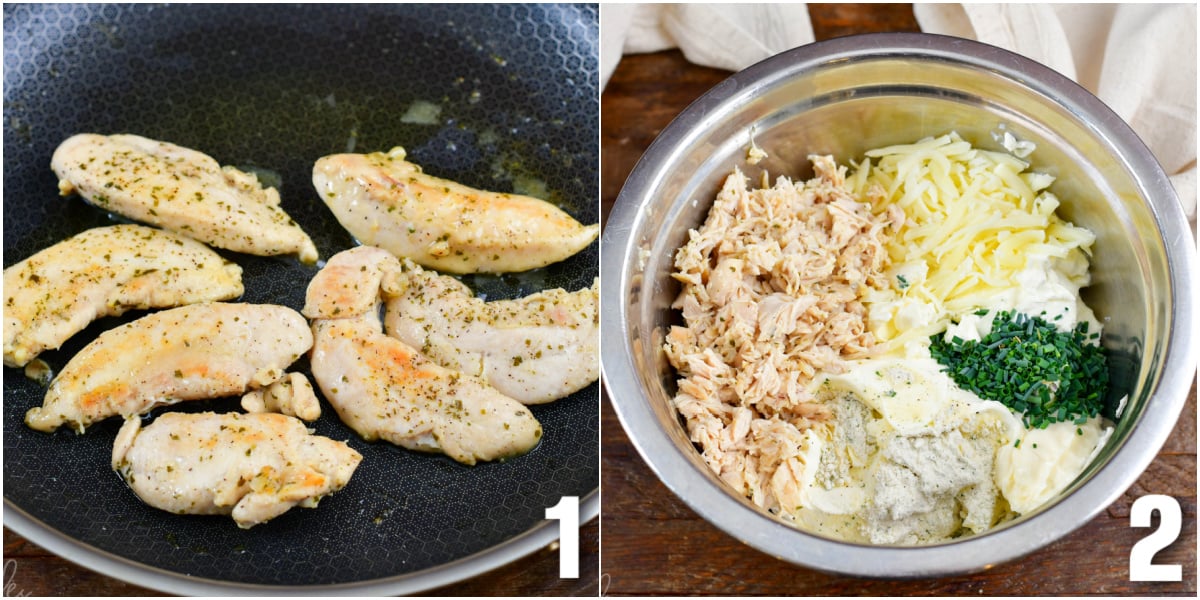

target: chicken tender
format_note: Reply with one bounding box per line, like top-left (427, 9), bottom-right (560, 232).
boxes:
top-left (241, 372), bottom-right (321, 422)
top-left (385, 261), bottom-right (597, 404)
top-left (312, 147), bottom-right (598, 273)
top-left (52, 133), bottom-right (318, 263)
top-left (4, 224), bottom-right (243, 368)
top-left (305, 246), bottom-right (543, 465)
top-left (26, 302), bottom-right (312, 433)
top-left (112, 412), bottom-right (361, 528)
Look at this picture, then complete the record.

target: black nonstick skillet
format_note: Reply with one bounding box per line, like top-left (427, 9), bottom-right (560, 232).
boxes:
top-left (3, 3), bottom-right (598, 594)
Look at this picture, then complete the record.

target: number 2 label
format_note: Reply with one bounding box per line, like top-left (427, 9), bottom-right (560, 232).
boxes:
top-left (546, 496), bottom-right (580, 579)
top-left (1129, 494), bottom-right (1182, 582)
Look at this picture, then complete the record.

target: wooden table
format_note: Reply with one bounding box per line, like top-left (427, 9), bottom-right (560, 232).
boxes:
top-left (600, 4), bottom-right (1197, 596)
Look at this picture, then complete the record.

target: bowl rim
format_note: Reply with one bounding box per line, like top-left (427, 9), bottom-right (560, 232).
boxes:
top-left (601, 31), bottom-right (1197, 578)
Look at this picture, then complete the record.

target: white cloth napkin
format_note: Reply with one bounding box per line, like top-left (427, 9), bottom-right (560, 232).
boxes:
top-left (915, 4), bottom-right (1196, 226)
top-left (602, 3), bottom-right (1197, 226)
top-left (600, 3), bottom-right (814, 87)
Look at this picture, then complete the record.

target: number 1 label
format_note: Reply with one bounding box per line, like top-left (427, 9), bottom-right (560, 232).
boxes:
top-left (1129, 494), bottom-right (1182, 582)
top-left (546, 496), bottom-right (580, 578)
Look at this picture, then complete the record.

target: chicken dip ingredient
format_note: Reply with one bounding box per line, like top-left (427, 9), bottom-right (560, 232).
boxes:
top-left (113, 411), bottom-right (361, 528)
top-left (312, 147), bottom-right (599, 274)
top-left (664, 132), bottom-right (1110, 545)
top-left (240, 371), bottom-right (323, 422)
top-left (52, 134), bottom-right (318, 263)
top-left (3, 224), bottom-right (243, 368)
top-left (384, 260), bottom-right (599, 405)
top-left (304, 246), bottom-right (543, 465)
top-left (26, 302), bottom-right (313, 433)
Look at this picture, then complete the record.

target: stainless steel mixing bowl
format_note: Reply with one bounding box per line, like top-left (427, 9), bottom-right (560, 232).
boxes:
top-left (601, 33), bottom-right (1197, 577)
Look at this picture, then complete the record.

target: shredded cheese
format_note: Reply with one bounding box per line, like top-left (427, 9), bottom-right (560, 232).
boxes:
top-left (847, 132), bottom-right (1096, 350)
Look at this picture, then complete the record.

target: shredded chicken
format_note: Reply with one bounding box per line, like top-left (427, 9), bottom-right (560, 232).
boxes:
top-left (664, 155), bottom-right (894, 516)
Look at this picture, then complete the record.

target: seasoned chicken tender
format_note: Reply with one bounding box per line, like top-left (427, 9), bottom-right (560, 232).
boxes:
top-left (3, 224), bottom-right (243, 368)
top-left (52, 133), bottom-right (318, 263)
top-left (312, 147), bottom-right (598, 274)
top-left (385, 261), bottom-right (598, 404)
top-left (112, 412), bottom-right (361, 528)
top-left (26, 302), bottom-right (312, 433)
top-left (301, 244), bottom-right (404, 319)
top-left (241, 372), bottom-right (321, 422)
top-left (312, 318), bottom-right (544, 465)
top-left (305, 246), bottom-right (543, 465)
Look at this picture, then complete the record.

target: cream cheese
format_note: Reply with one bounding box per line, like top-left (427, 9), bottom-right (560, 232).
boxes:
top-left (805, 358), bottom-right (1022, 543)
top-left (995, 418), bottom-right (1106, 514)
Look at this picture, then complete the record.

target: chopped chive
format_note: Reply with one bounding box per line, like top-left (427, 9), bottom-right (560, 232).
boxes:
top-left (929, 309), bottom-right (1109, 428)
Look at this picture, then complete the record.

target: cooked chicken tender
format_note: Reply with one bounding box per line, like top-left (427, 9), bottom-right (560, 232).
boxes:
top-left (26, 302), bottom-right (312, 433)
top-left (3, 224), bottom-right (243, 368)
top-left (384, 260), bottom-right (598, 404)
top-left (52, 133), bottom-right (318, 263)
top-left (112, 412), bottom-right (361, 528)
top-left (305, 246), bottom-right (543, 465)
top-left (312, 147), bottom-right (598, 273)
top-left (241, 372), bottom-right (321, 422)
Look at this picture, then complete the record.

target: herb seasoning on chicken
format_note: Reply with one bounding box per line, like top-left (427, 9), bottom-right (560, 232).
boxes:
top-left (304, 246), bottom-right (543, 465)
top-left (312, 147), bottom-right (598, 273)
top-left (113, 411), bottom-right (361, 528)
top-left (3, 224), bottom-right (243, 368)
top-left (384, 259), bottom-right (598, 404)
top-left (52, 133), bottom-right (318, 263)
top-left (27, 302), bottom-right (313, 433)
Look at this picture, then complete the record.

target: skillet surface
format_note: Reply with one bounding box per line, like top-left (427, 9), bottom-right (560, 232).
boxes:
top-left (3, 3), bottom-right (598, 590)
